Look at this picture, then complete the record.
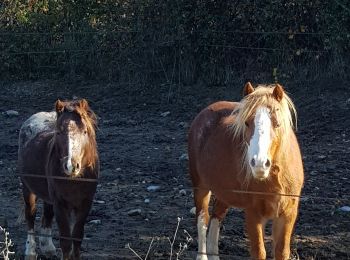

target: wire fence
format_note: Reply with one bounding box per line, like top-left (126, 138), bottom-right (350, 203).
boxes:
top-left (17, 173), bottom-right (350, 202)
top-left (11, 167), bottom-right (350, 259)
top-left (20, 230), bottom-right (247, 259)
top-left (1, 25), bottom-right (348, 83)
top-left (11, 205), bottom-right (348, 260)
top-left (5, 212), bottom-right (303, 259)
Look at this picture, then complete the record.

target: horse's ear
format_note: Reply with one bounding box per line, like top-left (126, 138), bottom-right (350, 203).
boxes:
top-left (79, 99), bottom-right (89, 110)
top-left (273, 84), bottom-right (284, 102)
top-left (243, 82), bottom-right (254, 97)
top-left (55, 99), bottom-right (65, 113)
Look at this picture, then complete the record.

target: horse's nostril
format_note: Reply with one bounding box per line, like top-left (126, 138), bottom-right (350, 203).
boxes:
top-left (76, 163), bottom-right (80, 169)
top-left (265, 159), bottom-right (271, 168)
top-left (250, 158), bottom-right (255, 167)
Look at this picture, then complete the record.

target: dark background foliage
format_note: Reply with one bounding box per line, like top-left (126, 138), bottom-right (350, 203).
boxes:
top-left (1, 0), bottom-right (349, 84)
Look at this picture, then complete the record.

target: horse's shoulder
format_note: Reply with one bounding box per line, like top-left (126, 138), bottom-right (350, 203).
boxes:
top-left (207, 101), bottom-right (239, 112)
top-left (198, 101), bottom-right (237, 120)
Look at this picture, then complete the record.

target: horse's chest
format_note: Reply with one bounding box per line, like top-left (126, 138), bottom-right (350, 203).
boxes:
top-left (49, 181), bottom-right (96, 206)
top-left (253, 198), bottom-right (282, 218)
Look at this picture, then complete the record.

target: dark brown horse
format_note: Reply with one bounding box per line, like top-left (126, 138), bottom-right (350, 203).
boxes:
top-left (18, 99), bottom-right (99, 260)
top-left (188, 83), bottom-right (304, 260)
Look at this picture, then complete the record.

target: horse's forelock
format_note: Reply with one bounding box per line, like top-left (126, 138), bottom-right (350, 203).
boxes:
top-left (58, 101), bottom-right (97, 132)
top-left (232, 86), bottom-right (295, 137)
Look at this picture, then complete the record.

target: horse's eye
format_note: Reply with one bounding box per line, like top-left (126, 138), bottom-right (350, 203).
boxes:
top-left (84, 130), bottom-right (87, 135)
top-left (245, 121), bottom-right (249, 127)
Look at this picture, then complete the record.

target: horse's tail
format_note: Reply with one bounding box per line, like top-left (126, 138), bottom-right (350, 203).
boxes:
top-left (16, 199), bottom-right (25, 225)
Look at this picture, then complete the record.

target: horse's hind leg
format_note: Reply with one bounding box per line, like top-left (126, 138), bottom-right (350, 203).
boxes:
top-left (22, 184), bottom-right (37, 259)
top-left (207, 199), bottom-right (229, 260)
top-left (194, 187), bottom-right (211, 260)
top-left (39, 202), bottom-right (56, 256)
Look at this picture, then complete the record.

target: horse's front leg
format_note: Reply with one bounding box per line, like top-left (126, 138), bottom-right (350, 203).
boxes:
top-left (53, 201), bottom-right (72, 260)
top-left (206, 199), bottom-right (229, 260)
top-left (194, 189), bottom-right (211, 260)
top-left (39, 202), bottom-right (56, 257)
top-left (272, 207), bottom-right (298, 260)
top-left (245, 209), bottom-right (266, 260)
top-left (72, 199), bottom-right (93, 260)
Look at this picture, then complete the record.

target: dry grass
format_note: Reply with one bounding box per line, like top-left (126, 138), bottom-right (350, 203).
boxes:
top-left (127, 217), bottom-right (193, 260)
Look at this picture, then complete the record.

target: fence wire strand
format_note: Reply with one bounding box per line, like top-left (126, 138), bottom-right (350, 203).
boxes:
top-left (18, 173), bottom-right (98, 183)
top-left (0, 30), bottom-right (344, 36)
top-left (16, 173), bottom-right (350, 202)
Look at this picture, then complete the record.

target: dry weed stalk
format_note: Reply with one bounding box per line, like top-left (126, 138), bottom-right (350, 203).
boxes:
top-left (127, 217), bottom-right (193, 260)
top-left (0, 226), bottom-right (15, 260)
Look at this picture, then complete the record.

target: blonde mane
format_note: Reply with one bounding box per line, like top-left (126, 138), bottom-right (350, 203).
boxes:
top-left (231, 84), bottom-right (297, 182)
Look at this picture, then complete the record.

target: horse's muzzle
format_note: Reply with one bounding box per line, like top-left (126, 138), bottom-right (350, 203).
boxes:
top-left (63, 159), bottom-right (81, 177)
top-left (251, 167), bottom-right (270, 180)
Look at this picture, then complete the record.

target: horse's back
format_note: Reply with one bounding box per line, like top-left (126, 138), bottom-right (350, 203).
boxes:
top-left (188, 101), bottom-right (240, 184)
top-left (19, 111), bottom-right (56, 150)
top-left (189, 101), bottom-right (237, 148)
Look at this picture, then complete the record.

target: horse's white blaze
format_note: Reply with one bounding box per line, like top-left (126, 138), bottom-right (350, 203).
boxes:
top-left (248, 106), bottom-right (272, 178)
top-left (197, 210), bottom-right (208, 260)
top-left (39, 228), bottom-right (56, 255)
top-left (25, 229), bottom-right (36, 256)
top-left (66, 120), bottom-right (83, 175)
top-left (66, 134), bottom-right (74, 174)
top-left (207, 218), bottom-right (220, 260)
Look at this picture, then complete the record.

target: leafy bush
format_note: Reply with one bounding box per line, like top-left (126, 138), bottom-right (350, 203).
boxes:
top-left (1, 0), bottom-right (348, 83)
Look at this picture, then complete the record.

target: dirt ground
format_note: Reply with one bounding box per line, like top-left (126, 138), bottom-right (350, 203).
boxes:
top-left (0, 80), bottom-right (349, 259)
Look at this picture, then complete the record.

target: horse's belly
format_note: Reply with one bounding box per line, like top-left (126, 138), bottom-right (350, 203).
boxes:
top-left (199, 168), bottom-right (248, 208)
top-left (47, 180), bottom-right (97, 208)
top-left (21, 176), bottom-right (52, 203)
top-left (18, 133), bottom-right (53, 203)
top-left (213, 190), bottom-right (247, 208)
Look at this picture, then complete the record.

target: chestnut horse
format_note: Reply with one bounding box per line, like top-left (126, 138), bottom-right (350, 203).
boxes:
top-left (188, 83), bottom-right (304, 260)
top-left (18, 99), bottom-right (99, 260)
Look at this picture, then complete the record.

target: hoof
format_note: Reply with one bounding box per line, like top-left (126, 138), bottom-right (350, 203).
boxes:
top-left (24, 254), bottom-right (37, 260)
top-left (39, 244), bottom-right (57, 257)
top-left (197, 254), bottom-right (208, 260)
top-left (41, 249), bottom-right (57, 258)
top-left (208, 255), bottom-right (220, 260)
top-left (57, 248), bottom-right (74, 260)
top-left (56, 248), bottom-right (64, 260)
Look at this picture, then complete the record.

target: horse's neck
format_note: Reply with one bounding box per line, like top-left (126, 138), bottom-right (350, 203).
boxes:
top-left (46, 141), bottom-right (62, 176)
